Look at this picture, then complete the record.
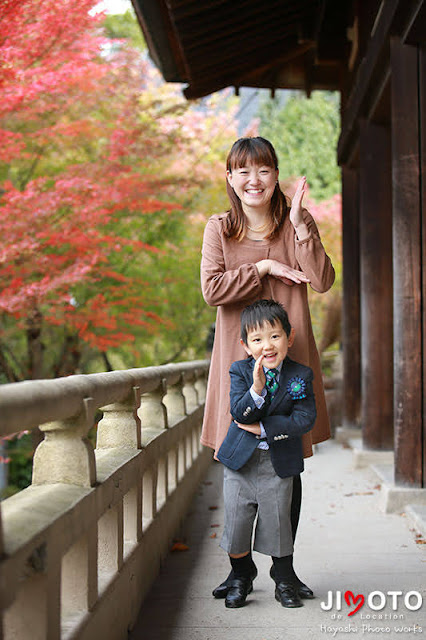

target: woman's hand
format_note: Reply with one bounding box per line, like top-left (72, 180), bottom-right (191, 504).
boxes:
top-left (289, 176), bottom-right (310, 240)
top-left (256, 259), bottom-right (310, 285)
top-left (235, 421), bottom-right (261, 435)
top-left (268, 260), bottom-right (310, 284)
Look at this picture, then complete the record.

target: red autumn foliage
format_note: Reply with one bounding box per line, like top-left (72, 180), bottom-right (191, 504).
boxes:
top-left (0, 0), bottom-right (193, 379)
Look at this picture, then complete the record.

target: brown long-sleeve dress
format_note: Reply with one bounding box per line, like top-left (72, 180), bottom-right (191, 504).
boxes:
top-left (200, 210), bottom-right (335, 458)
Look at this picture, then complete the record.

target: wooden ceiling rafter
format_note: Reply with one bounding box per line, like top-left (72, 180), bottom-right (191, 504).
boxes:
top-left (183, 37), bottom-right (319, 99)
top-left (173, 5), bottom-right (316, 54)
top-left (132, 0), bottom-right (352, 99)
top-left (181, 28), bottom-right (308, 76)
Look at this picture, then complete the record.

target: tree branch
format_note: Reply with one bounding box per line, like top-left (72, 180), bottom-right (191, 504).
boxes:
top-left (0, 343), bottom-right (21, 382)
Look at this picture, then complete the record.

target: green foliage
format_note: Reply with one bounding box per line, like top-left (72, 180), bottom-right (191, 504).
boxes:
top-left (2, 434), bottom-right (33, 498)
top-left (258, 91), bottom-right (341, 201)
top-left (102, 10), bottom-right (146, 50)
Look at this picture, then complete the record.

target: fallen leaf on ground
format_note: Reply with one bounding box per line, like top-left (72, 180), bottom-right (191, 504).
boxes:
top-left (211, 523), bottom-right (220, 527)
top-left (344, 491), bottom-right (374, 496)
top-left (210, 533), bottom-right (217, 538)
top-left (171, 542), bottom-right (189, 552)
top-left (208, 505), bottom-right (218, 510)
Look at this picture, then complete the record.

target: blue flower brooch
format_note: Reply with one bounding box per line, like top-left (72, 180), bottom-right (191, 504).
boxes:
top-left (286, 376), bottom-right (307, 400)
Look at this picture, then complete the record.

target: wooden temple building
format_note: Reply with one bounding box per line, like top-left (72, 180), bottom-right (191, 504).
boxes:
top-left (131, 0), bottom-right (426, 492)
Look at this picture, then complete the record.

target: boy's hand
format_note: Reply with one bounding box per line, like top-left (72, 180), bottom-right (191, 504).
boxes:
top-left (235, 421), bottom-right (261, 435)
top-left (252, 355), bottom-right (266, 395)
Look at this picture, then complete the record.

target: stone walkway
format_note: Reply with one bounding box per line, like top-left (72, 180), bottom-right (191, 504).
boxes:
top-left (129, 439), bottom-right (426, 640)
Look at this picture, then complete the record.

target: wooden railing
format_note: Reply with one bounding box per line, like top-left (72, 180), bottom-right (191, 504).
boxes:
top-left (0, 361), bottom-right (211, 640)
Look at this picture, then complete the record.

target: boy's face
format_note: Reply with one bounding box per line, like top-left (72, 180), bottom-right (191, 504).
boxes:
top-left (241, 320), bottom-right (295, 369)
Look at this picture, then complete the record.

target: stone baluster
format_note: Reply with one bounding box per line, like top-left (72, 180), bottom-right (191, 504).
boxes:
top-left (139, 379), bottom-right (168, 446)
top-left (142, 465), bottom-right (158, 527)
top-left (123, 484), bottom-right (142, 547)
top-left (183, 371), bottom-right (198, 413)
top-left (194, 368), bottom-right (207, 403)
top-left (186, 433), bottom-right (193, 466)
top-left (178, 440), bottom-right (186, 478)
top-left (192, 425), bottom-right (200, 456)
top-left (4, 543), bottom-right (60, 640)
top-left (32, 398), bottom-right (96, 487)
top-left (156, 456), bottom-right (168, 508)
top-left (96, 387), bottom-right (141, 449)
top-left (167, 447), bottom-right (178, 493)
top-left (98, 502), bottom-right (124, 580)
top-left (61, 526), bottom-right (98, 618)
top-left (163, 374), bottom-right (186, 423)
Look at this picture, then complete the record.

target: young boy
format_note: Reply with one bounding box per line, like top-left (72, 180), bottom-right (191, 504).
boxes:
top-left (217, 299), bottom-right (316, 609)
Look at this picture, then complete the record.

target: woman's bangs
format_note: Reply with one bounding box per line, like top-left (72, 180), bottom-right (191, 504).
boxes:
top-left (228, 138), bottom-right (277, 171)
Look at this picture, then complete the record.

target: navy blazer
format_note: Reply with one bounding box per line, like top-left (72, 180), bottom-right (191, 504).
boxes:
top-left (217, 356), bottom-right (316, 478)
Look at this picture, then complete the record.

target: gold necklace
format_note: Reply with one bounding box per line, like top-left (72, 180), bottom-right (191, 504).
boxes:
top-left (246, 221), bottom-right (269, 232)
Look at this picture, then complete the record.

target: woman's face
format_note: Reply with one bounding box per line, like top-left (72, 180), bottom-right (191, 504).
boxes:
top-left (226, 162), bottom-right (278, 213)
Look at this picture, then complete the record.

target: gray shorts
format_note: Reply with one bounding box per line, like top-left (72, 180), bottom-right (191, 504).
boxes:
top-left (220, 449), bottom-right (294, 557)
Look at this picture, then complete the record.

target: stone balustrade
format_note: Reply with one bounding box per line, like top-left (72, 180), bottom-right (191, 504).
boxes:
top-left (0, 360), bottom-right (211, 640)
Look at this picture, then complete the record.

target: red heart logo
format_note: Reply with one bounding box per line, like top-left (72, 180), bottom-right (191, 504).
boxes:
top-left (344, 590), bottom-right (365, 616)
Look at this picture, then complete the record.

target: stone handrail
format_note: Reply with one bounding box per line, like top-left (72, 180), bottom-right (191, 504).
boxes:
top-left (0, 360), bottom-right (211, 640)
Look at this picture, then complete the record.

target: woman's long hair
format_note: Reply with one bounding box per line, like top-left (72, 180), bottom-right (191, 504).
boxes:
top-left (224, 137), bottom-right (289, 241)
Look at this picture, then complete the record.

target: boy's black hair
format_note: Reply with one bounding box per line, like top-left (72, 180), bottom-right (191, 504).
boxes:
top-left (240, 299), bottom-right (292, 344)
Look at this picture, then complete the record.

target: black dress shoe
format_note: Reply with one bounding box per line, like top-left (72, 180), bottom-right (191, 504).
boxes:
top-left (269, 565), bottom-right (314, 599)
top-left (275, 581), bottom-right (303, 608)
top-left (298, 581), bottom-right (314, 599)
top-left (212, 565), bottom-right (258, 598)
top-left (225, 577), bottom-right (253, 608)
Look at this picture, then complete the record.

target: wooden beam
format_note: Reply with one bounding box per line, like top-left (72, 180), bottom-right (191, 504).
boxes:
top-left (359, 121), bottom-right (393, 450)
top-left (402, 0), bottom-right (426, 46)
top-left (391, 38), bottom-right (423, 487)
top-left (338, 0), bottom-right (424, 165)
top-left (131, 0), bottom-right (187, 82)
top-left (337, 0), bottom-right (399, 165)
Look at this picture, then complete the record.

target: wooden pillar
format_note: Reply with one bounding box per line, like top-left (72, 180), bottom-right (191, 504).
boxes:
top-left (421, 49), bottom-right (426, 488)
top-left (341, 166), bottom-right (361, 428)
top-left (359, 121), bottom-right (394, 450)
top-left (391, 38), bottom-right (423, 487)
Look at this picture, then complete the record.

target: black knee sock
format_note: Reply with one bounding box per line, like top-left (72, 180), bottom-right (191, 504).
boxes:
top-left (291, 474), bottom-right (302, 542)
top-left (229, 552), bottom-right (254, 579)
top-left (272, 554), bottom-right (295, 583)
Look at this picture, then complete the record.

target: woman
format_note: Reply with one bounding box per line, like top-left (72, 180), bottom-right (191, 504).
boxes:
top-left (200, 136), bottom-right (335, 599)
